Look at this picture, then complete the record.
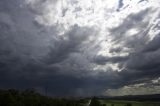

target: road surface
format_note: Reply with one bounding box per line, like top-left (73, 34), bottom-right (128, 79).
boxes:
top-left (86, 99), bottom-right (91, 106)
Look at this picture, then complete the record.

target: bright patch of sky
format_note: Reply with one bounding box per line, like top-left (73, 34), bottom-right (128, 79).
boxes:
top-left (105, 77), bottom-right (160, 96)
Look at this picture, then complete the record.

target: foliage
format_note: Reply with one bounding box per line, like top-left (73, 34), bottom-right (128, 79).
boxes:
top-left (126, 103), bottom-right (132, 106)
top-left (90, 97), bottom-right (105, 106)
top-left (0, 89), bottom-right (85, 106)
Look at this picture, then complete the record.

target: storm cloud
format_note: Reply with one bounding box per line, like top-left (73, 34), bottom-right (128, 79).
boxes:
top-left (0, 0), bottom-right (160, 96)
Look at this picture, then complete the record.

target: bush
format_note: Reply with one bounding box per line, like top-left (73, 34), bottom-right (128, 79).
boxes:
top-left (126, 103), bottom-right (132, 106)
top-left (0, 89), bottom-right (84, 106)
top-left (90, 97), bottom-right (102, 106)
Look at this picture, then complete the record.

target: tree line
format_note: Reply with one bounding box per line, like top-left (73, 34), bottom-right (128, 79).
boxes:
top-left (0, 89), bottom-right (87, 106)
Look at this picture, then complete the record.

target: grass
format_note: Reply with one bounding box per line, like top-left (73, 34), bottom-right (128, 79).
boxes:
top-left (99, 100), bottom-right (160, 106)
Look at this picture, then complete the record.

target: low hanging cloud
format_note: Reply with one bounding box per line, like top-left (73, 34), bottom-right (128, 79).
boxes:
top-left (0, 0), bottom-right (160, 96)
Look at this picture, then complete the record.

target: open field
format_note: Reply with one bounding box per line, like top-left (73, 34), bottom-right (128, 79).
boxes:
top-left (1, 89), bottom-right (160, 106)
top-left (99, 100), bottom-right (160, 106)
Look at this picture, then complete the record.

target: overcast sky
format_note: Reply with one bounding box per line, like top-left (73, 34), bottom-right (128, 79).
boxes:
top-left (0, 0), bottom-right (160, 97)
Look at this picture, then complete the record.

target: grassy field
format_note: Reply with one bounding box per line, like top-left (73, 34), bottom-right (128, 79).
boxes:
top-left (100, 100), bottom-right (160, 106)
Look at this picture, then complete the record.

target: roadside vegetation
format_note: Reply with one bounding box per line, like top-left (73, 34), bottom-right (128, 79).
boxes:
top-left (0, 89), bottom-right (160, 106)
top-left (0, 89), bottom-right (87, 106)
top-left (100, 100), bottom-right (160, 106)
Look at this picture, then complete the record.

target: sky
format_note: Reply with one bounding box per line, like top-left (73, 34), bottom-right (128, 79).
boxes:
top-left (0, 0), bottom-right (160, 97)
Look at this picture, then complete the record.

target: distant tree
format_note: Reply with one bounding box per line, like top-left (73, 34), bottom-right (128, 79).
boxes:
top-left (0, 89), bottom-right (86, 106)
top-left (22, 88), bottom-right (37, 95)
top-left (90, 97), bottom-right (101, 106)
top-left (126, 103), bottom-right (132, 106)
top-left (0, 92), bottom-right (17, 106)
top-left (8, 89), bottom-right (19, 95)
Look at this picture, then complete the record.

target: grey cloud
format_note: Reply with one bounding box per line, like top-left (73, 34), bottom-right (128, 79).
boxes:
top-left (126, 50), bottom-right (160, 71)
top-left (110, 8), bottom-right (150, 47)
top-left (110, 9), bottom-right (160, 85)
top-left (0, 0), bottom-right (160, 97)
top-left (142, 35), bottom-right (160, 52)
top-left (109, 47), bottom-right (123, 53)
top-left (138, 0), bottom-right (148, 4)
top-left (116, 50), bottom-right (160, 88)
top-left (94, 55), bottom-right (128, 65)
top-left (0, 0), bottom-right (54, 89)
top-left (44, 24), bottom-right (96, 64)
top-left (0, 0), bottom-right (106, 96)
top-left (26, 0), bottom-right (58, 15)
top-left (117, 0), bottom-right (124, 11)
top-left (96, 7), bottom-right (160, 91)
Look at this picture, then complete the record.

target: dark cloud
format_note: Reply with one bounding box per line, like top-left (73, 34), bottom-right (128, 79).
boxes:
top-left (117, 0), bottom-right (124, 11)
top-left (93, 55), bottom-right (128, 65)
top-left (142, 35), bottom-right (160, 52)
top-left (109, 47), bottom-right (123, 53)
top-left (138, 0), bottom-right (148, 4)
top-left (44, 25), bottom-right (95, 64)
top-left (0, 0), bottom-right (160, 97)
top-left (96, 7), bottom-right (160, 91)
top-left (110, 8), bottom-right (150, 47)
top-left (0, 0), bottom-right (103, 96)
